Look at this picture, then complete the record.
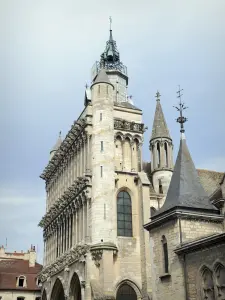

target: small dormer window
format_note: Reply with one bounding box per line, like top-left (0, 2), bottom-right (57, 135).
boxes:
top-left (16, 276), bottom-right (26, 288)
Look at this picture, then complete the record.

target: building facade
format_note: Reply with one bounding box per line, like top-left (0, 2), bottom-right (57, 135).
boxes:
top-left (0, 245), bottom-right (42, 300)
top-left (38, 27), bottom-right (225, 300)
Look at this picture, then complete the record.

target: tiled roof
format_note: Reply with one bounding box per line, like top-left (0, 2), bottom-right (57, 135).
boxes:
top-left (0, 259), bottom-right (42, 291)
top-left (197, 169), bottom-right (224, 196)
top-left (114, 101), bottom-right (141, 111)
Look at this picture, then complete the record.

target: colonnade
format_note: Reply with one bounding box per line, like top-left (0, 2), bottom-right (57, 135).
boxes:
top-left (151, 140), bottom-right (173, 171)
top-left (44, 197), bottom-right (89, 266)
top-left (115, 135), bottom-right (142, 172)
top-left (47, 134), bottom-right (91, 210)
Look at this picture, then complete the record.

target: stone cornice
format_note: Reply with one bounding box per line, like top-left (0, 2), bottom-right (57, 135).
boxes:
top-left (174, 233), bottom-right (225, 255)
top-left (114, 118), bottom-right (146, 134)
top-left (38, 244), bottom-right (90, 282)
top-left (39, 176), bottom-right (91, 229)
top-left (40, 118), bottom-right (88, 182)
top-left (144, 208), bottom-right (223, 231)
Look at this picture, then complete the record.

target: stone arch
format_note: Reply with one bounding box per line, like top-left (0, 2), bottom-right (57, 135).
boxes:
top-left (50, 278), bottom-right (66, 300)
top-left (213, 261), bottom-right (225, 299)
top-left (198, 265), bottom-right (215, 300)
top-left (115, 279), bottom-right (142, 300)
top-left (69, 272), bottom-right (82, 300)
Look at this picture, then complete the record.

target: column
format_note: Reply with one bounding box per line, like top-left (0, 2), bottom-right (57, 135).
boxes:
top-left (70, 214), bottom-right (73, 247)
top-left (131, 141), bottom-right (135, 172)
top-left (153, 142), bottom-right (158, 169)
top-left (122, 140), bottom-right (125, 171)
top-left (83, 138), bottom-right (86, 175)
top-left (77, 207), bottom-right (80, 243)
top-left (61, 221), bottom-right (64, 254)
top-left (86, 134), bottom-right (90, 173)
top-left (138, 143), bottom-right (143, 171)
top-left (67, 216), bottom-right (70, 249)
top-left (77, 148), bottom-right (80, 178)
top-left (82, 201), bottom-right (86, 242)
top-left (86, 199), bottom-right (89, 241)
top-left (160, 142), bottom-right (165, 168)
top-left (74, 210), bottom-right (77, 245)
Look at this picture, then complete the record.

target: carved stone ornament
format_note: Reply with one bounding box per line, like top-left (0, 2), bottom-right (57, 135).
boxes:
top-left (91, 250), bottom-right (103, 267)
top-left (38, 244), bottom-right (90, 283)
top-left (40, 118), bottom-right (87, 182)
top-left (114, 118), bottom-right (145, 134)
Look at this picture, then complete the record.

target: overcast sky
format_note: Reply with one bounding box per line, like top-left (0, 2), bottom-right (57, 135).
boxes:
top-left (0, 0), bottom-right (224, 264)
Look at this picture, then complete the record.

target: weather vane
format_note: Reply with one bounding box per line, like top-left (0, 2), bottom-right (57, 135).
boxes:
top-left (173, 85), bottom-right (188, 133)
top-left (155, 90), bottom-right (161, 101)
top-left (109, 16), bottom-right (112, 30)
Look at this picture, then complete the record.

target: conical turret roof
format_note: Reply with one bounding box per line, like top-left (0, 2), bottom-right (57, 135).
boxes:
top-left (50, 133), bottom-right (62, 154)
top-left (152, 133), bottom-right (217, 218)
top-left (151, 98), bottom-right (171, 141)
top-left (92, 68), bottom-right (112, 86)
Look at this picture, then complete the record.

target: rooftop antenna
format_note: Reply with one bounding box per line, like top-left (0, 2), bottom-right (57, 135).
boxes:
top-left (174, 85), bottom-right (188, 133)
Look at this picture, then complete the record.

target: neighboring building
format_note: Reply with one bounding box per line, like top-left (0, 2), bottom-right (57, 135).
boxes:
top-left (0, 245), bottom-right (42, 300)
top-left (38, 25), bottom-right (225, 300)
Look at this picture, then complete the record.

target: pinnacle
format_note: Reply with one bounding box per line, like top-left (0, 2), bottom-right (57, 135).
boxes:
top-left (151, 99), bottom-right (171, 141)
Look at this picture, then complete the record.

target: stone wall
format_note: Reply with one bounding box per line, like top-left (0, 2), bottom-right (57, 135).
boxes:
top-left (185, 243), bottom-right (225, 300)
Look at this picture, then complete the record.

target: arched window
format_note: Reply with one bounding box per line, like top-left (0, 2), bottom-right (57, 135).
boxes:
top-left (214, 263), bottom-right (225, 299)
top-left (16, 275), bottom-right (26, 288)
top-left (157, 142), bottom-right (161, 168)
top-left (164, 142), bottom-right (168, 167)
top-left (162, 236), bottom-right (169, 273)
top-left (116, 284), bottom-right (137, 300)
top-left (117, 191), bottom-right (132, 237)
top-left (201, 267), bottom-right (215, 300)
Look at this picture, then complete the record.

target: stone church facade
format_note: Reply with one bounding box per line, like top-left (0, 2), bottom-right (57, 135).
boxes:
top-left (38, 27), bottom-right (225, 300)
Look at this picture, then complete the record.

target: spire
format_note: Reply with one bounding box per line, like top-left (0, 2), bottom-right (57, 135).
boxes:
top-left (151, 91), bottom-right (171, 141)
top-left (152, 90), bottom-right (217, 218)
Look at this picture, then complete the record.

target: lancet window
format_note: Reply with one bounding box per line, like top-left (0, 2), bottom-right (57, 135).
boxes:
top-left (117, 191), bottom-right (132, 237)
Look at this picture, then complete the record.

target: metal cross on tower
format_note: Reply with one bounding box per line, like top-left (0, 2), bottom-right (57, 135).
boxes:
top-left (174, 85), bottom-right (188, 133)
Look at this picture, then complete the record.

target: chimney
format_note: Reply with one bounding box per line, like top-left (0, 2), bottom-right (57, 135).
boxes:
top-left (29, 245), bottom-right (36, 267)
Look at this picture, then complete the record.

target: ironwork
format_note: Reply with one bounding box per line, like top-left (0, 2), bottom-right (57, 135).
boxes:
top-left (155, 90), bottom-right (161, 101)
top-left (174, 85), bottom-right (188, 133)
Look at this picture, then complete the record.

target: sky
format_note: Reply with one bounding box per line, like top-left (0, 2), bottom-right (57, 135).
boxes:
top-left (0, 0), bottom-right (224, 264)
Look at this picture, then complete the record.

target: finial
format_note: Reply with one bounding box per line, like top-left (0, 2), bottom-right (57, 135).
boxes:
top-left (155, 90), bottom-right (161, 101)
top-left (173, 85), bottom-right (188, 134)
top-left (85, 83), bottom-right (89, 89)
top-left (109, 16), bottom-right (112, 31)
top-left (59, 131), bottom-right (62, 138)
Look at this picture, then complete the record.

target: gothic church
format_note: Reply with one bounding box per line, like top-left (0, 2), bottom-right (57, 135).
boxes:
top-left (38, 27), bottom-right (225, 300)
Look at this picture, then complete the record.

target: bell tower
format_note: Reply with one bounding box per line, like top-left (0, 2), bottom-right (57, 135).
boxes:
top-left (150, 91), bottom-right (173, 196)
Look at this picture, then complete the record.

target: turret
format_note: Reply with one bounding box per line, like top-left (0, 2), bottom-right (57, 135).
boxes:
top-left (150, 91), bottom-right (173, 196)
top-left (49, 132), bottom-right (62, 160)
top-left (90, 68), bottom-right (115, 244)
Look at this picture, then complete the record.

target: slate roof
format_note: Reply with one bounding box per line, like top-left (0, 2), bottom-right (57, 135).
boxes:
top-left (152, 134), bottom-right (218, 218)
top-left (197, 169), bottom-right (224, 196)
top-left (114, 101), bottom-right (141, 111)
top-left (93, 68), bottom-right (112, 86)
top-left (151, 100), bottom-right (171, 140)
top-left (0, 259), bottom-right (42, 291)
